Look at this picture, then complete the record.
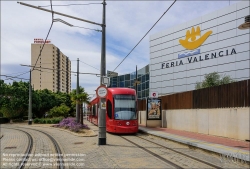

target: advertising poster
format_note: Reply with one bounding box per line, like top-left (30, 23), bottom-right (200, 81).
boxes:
top-left (147, 98), bottom-right (161, 120)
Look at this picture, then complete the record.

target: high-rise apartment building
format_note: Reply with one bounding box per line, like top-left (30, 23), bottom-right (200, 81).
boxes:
top-left (31, 39), bottom-right (71, 93)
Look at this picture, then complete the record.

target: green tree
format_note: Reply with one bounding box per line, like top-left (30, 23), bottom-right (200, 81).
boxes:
top-left (195, 72), bottom-right (235, 89)
top-left (32, 89), bottom-right (74, 118)
top-left (0, 80), bottom-right (29, 120)
top-left (47, 104), bottom-right (70, 117)
top-left (0, 80), bottom-right (82, 120)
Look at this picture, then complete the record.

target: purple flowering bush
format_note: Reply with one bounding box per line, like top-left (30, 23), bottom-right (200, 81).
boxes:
top-left (53, 117), bottom-right (89, 132)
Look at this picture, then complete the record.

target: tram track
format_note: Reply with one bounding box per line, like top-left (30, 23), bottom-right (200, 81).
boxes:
top-left (136, 135), bottom-right (223, 169)
top-left (18, 127), bottom-right (65, 169)
top-left (121, 136), bottom-right (183, 168)
top-left (120, 134), bottom-right (223, 169)
top-left (2, 127), bottom-right (64, 169)
top-left (1, 127), bottom-right (33, 169)
top-left (16, 129), bottom-right (33, 169)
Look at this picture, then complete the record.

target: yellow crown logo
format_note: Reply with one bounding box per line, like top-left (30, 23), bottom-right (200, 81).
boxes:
top-left (179, 26), bottom-right (212, 50)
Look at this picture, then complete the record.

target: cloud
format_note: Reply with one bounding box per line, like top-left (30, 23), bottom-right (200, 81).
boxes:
top-left (1, 0), bottom-right (239, 95)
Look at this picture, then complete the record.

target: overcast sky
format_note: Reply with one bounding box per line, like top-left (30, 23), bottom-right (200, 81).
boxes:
top-left (1, 0), bottom-right (239, 96)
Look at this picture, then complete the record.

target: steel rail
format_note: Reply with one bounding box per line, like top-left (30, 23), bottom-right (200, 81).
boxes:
top-left (1, 127), bottom-right (34, 169)
top-left (121, 136), bottom-right (183, 169)
top-left (20, 128), bottom-right (65, 169)
top-left (136, 135), bottom-right (223, 169)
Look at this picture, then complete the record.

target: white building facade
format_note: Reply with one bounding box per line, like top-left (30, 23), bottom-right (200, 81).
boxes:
top-left (150, 1), bottom-right (250, 96)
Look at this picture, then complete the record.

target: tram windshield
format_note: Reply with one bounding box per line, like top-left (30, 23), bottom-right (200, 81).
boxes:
top-left (114, 94), bottom-right (137, 120)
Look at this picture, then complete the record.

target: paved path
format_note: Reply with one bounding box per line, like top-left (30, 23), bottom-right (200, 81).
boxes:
top-left (1, 128), bottom-right (28, 169)
top-left (139, 125), bottom-right (250, 163)
top-left (1, 121), bottom-right (249, 169)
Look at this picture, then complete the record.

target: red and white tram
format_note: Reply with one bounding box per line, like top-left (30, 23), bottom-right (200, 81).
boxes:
top-left (87, 87), bottom-right (138, 134)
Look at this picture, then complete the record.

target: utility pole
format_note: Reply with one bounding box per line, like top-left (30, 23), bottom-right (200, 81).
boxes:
top-left (99, 0), bottom-right (106, 145)
top-left (28, 69), bottom-right (32, 125)
top-left (76, 58), bottom-right (79, 123)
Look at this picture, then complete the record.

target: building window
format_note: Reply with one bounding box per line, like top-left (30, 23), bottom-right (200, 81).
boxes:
top-left (146, 81), bottom-right (149, 89)
top-left (138, 91), bottom-right (142, 99)
top-left (138, 84), bottom-right (141, 91)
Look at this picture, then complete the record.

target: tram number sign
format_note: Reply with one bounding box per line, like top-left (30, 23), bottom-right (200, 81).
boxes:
top-left (96, 85), bottom-right (108, 98)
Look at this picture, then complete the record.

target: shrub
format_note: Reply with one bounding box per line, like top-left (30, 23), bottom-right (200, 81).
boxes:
top-left (52, 117), bottom-right (63, 124)
top-left (46, 119), bottom-right (52, 124)
top-left (0, 117), bottom-right (10, 124)
top-left (33, 117), bottom-right (64, 124)
top-left (41, 119), bottom-right (46, 124)
top-left (12, 118), bottom-right (23, 122)
top-left (51, 118), bottom-right (58, 124)
top-left (33, 118), bottom-right (39, 123)
top-left (54, 117), bottom-right (89, 132)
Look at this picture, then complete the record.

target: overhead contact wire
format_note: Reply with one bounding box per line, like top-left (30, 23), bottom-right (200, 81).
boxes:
top-left (32, 0), bottom-right (54, 72)
top-left (4, 71), bottom-right (30, 80)
top-left (38, 3), bottom-right (102, 8)
top-left (112, 0), bottom-right (177, 74)
top-left (80, 60), bottom-right (99, 71)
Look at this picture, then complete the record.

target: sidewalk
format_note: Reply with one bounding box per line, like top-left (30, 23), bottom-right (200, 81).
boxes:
top-left (139, 125), bottom-right (250, 162)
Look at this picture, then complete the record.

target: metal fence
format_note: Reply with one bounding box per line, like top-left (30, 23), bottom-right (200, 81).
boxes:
top-left (138, 79), bottom-right (250, 111)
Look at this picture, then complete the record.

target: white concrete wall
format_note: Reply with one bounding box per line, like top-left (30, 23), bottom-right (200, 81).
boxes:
top-left (138, 111), bottom-right (147, 126)
top-left (138, 111), bottom-right (161, 127)
top-left (139, 108), bottom-right (250, 141)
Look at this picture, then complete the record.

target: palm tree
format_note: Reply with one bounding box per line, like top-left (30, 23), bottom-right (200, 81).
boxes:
top-left (71, 87), bottom-right (89, 124)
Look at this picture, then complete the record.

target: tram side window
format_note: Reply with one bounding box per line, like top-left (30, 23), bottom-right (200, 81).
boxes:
top-left (107, 100), bottom-right (112, 119)
top-left (93, 105), bottom-right (96, 116)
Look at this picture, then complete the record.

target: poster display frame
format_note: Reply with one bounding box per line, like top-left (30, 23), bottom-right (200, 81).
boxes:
top-left (146, 97), bottom-right (162, 120)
